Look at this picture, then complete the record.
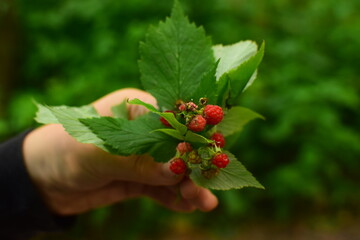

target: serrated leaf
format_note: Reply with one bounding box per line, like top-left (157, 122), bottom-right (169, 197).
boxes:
top-left (154, 128), bottom-right (185, 141)
top-left (214, 41), bottom-right (265, 106)
top-left (139, 0), bottom-right (214, 110)
top-left (35, 103), bottom-right (99, 124)
top-left (227, 42), bottom-right (264, 91)
top-left (217, 106), bottom-right (264, 137)
top-left (128, 98), bottom-right (158, 112)
top-left (35, 102), bottom-right (60, 124)
top-left (81, 114), bottom-right (171, 156)
top-left (35, 103), bottom-right (107, 150)
top-left (185, 131), bottom-right (214, 144)
top-left (191, 60), bottom-right (219, 104)
top-left (190, 152), bottom-right (264, 190)
top-left (147, 140), bottom-right (178, 163)
top-left (161, 112), bottom-right (188, 135)
top-left (128, 98), bottom-right (187, 135)
top-left (216, 75), bottom-right (231, 107)
top-left (213, 40), bottom-right (258, 80)
top-left (111, 100), bottom-right (128, 119)
top-left (223, 42), bottom-right (265, 105)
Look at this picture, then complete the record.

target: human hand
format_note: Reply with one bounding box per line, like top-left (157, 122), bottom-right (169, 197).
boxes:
top-left (23, 88), bottom-right (218, 215)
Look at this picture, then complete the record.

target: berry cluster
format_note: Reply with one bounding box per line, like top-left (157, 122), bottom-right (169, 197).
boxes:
top-left (169, 140), bottom-right (230, 178)
top-left (160, 99), bottom-right (224, 132)
top-left (162, 98), bottom-right (229, 179)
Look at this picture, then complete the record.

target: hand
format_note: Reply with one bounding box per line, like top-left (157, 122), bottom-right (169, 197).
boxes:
top-left (23, 88), bottom-right (218, 215)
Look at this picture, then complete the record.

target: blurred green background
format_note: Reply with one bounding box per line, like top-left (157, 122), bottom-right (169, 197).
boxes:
top-left (1, 0), bottom-right (360, 239)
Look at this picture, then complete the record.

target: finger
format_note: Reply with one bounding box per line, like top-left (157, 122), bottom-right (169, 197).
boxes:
top-left (65, 182), bottom-right (196, 214)
top-left (92, 88), bottom-right (157, 118)
top-left (142, 185), bottom-right (196, 213)
top-left (196, 188), bottom-right (218, 212)
top-left (99, 154), bottom-right (184, 186)
top-left (180, 177), bottom-right (201, 199)
top-left (180, 178), bottom-right (218, 212)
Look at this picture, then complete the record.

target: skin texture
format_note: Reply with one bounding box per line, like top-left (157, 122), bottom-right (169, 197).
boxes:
top-left (23, 88), bottom-right (218, 216)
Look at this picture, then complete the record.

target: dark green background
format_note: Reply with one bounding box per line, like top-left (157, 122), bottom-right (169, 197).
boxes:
top-left (1, 0), bottom-right (359, 239)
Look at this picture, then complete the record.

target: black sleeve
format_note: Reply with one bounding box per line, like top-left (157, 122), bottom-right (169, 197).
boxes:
top-left (0, 130), bottom-right (75, 239)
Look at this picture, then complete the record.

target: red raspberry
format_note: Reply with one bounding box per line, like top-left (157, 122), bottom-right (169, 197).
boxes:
top-left (187, 115), bottom-right (206, 132)
top-left (176, 142), bottom-right (193, 155)
top-left (212, 153), bottom-right (230, 168)
top-left (204, 105), bottom-right (224, 125)
top-left (178, 104), bottom-right (186, 111)
top-left (211, 132), bottom-right (225, 148)
top-left (169, 158), bottom-right (186, 175)
top-left (160, 110), bottom-right (175, 127)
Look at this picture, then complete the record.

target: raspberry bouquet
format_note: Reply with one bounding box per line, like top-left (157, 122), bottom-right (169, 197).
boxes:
top-left (35, 1), bottom-right (265, 190)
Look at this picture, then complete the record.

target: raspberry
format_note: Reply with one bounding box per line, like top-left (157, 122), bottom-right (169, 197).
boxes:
top-left (188, 150), bottom-right (201, 164)
top-left (187, 115), bottom-right (206, 132)
top-left (176, 142), bottom-right (192, 155)
top-left (160, 110), bottom-right (175, 127)
top-left (186, 102), bottom-right (198, 111)
top-left (211, 132), bottom-right (225, 148)
top-left (178, 104), bottom-right (186, 111)
top-left (201, 168), bottom-right (220, 179)
top-left (204, 105), bottom-right (224, 125)
top-left (169, 158), bottom-right (187, 175)
top-left (212, 153), bottom-right (230, 168)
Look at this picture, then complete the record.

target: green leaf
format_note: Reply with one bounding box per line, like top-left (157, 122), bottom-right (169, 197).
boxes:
top-left (128, 98), bottom-right (187, 135)
top-left (128, 98), bottom-right (158, 112)
top-left (35, 103), bottom-right (107, 150)
top-left (81, 114), bottom-right (171, 156)
top-left (214, 41), bottom-right (265, 106)
top-left (160, 112), bottom-right (188, 135)
top-left (147, 140), bottom-right (178, 163)
top-left (35, 103), bottom-right (99, 124)
top-left (154, 128), bottom-right (185, 141)
top-left (217, 106), bottom-right (264, 137)
top-left (139, 0), bottom-right (214, 110)
top-left (190, 152), bottom-right (264, 190)
top-left (213, 40), bottom-right (258, 81)
top-left (111, 100), bottom-right (128, 119)
top-left (185, 131), bottom-right (213, 144)
top-left (191, 60), bottom-right (219, 104)
top-left (216, 75), bottom-right (231, 107)
top-left (35, 102), bottom-right (60, 124)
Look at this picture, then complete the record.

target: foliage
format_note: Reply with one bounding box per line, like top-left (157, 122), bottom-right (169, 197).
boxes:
top-left (1, 0), bottom-right (360, 238)
top-left (34, 2), bottom-right (264, 190)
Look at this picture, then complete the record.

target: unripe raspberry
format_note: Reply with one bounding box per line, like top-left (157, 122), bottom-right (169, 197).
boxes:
top-left (188, 150), bottom-right (201, 164)
top-left (176, 142), bottom-right (192, 155)
top-left (212, 153), bottom-right (230, 168)
top-left (160, 110), bottom-right (175, 127)
top-left (211, 132), bottom-right (225, 148)
top-left (169, 158), bottom-right (186, 175)
top-left (201, 168), bottom-right (220, 179)
top-left (186, 102), bottom-right (198, 111)
top-left (204, 105), bottom-right (224, 125)
top-left (187, 115), bottom-right (206, 132)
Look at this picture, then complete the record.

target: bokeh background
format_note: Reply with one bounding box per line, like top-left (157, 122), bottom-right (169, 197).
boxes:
top-left (1, 0), bottom-right (360, 239)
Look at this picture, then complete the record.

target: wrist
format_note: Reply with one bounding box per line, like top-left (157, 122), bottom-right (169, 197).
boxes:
top-left (22, 125), bottom-right (67, 215)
